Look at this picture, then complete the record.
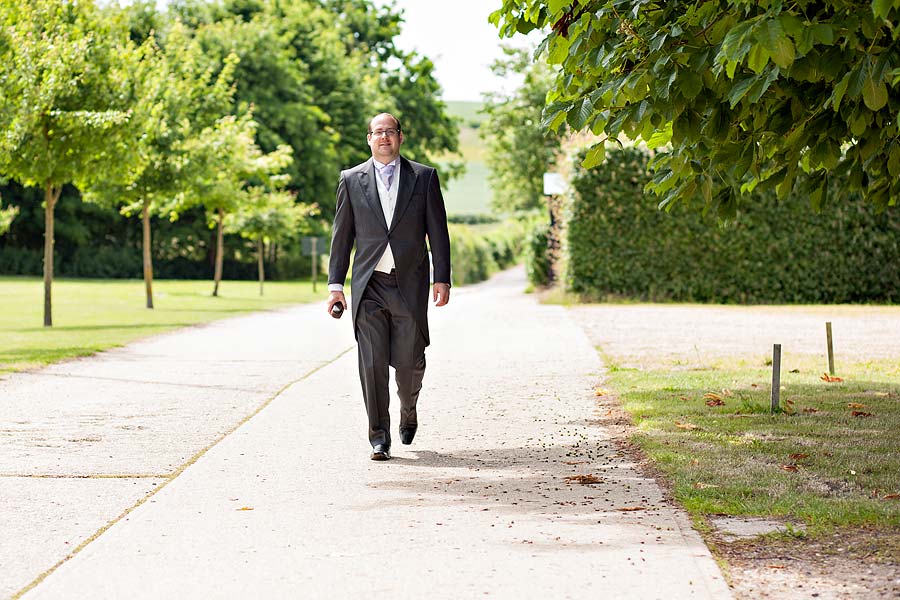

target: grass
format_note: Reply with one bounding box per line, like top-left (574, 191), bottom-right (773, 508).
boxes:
top-left (604, 352), bottom-right (900, 530)
top-left (441, 100), bottom-right (492, 216)
top-left (0, 276), bottom-right (322, 372)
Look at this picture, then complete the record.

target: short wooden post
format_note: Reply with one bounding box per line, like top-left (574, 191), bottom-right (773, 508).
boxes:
top-left (771, 344), bottom-right (782, 413)
top-left (825, 321), bottom-right (835, 375)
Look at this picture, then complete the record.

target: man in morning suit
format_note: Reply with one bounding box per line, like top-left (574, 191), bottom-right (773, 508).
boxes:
top-left (326, 113), bottom-right (452, 461)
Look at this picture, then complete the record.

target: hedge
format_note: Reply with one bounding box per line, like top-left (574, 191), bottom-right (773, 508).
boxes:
top-left (448, 220), bottom-right (528, 286)
top-left (567, 147), bottom-right (900, 303)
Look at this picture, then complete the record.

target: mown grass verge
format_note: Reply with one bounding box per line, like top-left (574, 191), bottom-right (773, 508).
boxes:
top-left (605, 354), bottom-right (900, 531)
top-left (0, 277), bottom-right (321, 373)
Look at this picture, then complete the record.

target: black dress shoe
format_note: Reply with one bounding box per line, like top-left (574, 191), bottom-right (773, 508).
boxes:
top-left (371, 444), bottom-right (391, 461)
top-left (399, 426), bottom-right (417, 445)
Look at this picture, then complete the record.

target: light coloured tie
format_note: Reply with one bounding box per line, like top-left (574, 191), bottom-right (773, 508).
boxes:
top-left (381, 164), bottom-right (395, 189)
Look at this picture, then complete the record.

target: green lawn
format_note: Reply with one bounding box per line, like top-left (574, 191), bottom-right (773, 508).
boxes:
top-left (0, 277), bottom-right (322, 372)
top-left (441, 101), bottom-right (492, 216)
top-left (606, 353), bottom-right (900, 530)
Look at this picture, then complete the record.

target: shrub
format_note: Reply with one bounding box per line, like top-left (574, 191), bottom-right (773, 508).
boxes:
top-left (566, 147), bottom-right (900, 303)
top-left (523, 220), bottom-right (551, 287)
top-left (448, 219), bottom-right (527, 286)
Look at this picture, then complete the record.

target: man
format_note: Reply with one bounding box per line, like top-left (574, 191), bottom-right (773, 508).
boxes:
top-left (327, 113), bottom-right (451, 461)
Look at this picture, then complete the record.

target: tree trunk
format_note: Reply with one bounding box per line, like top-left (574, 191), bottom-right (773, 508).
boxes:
top-left (142, 198), bottom-right (154, 309)
top-left (257, 238), bottom-right (265, 296)
top-left (212, 207), bottom-right (225, 297)
top-left (42, 183), bottom-right (61, 327)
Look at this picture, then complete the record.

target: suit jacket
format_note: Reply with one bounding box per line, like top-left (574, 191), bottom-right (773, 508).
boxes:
top-left (328, 156), bottom-right (451, 346)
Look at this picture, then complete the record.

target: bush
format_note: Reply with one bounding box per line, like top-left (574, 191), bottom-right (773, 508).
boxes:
top-left (567, 147), bottom-right (900, 303)
top-left (448, 220), bottom-right (527, 286)
top-left (523, 220), bottom-right (551, 287)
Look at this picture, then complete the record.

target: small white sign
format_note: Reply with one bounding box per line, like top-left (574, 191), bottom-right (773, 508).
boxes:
top-left (543, 172), bottom-right (566, 196)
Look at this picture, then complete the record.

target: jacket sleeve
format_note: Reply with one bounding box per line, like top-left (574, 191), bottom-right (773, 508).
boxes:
top-left (328, 172), bottom-right (355, 286)
top-left (424, 168), bottom-right (452, 286)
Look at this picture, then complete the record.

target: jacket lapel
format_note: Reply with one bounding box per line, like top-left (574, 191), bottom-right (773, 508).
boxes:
top-left (356, 158), bottom-right (387, 231)
top-left (389, 157), bottom-right (417, 232)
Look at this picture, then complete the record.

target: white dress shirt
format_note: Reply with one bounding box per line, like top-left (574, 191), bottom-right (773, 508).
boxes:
top-left (329, 158), bottom-right (400, 293)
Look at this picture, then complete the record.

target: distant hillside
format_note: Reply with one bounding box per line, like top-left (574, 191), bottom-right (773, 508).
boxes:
top-left (441, 100), bottom-right (491, 216)
top-left (445, 101), bottom-right (486, 127)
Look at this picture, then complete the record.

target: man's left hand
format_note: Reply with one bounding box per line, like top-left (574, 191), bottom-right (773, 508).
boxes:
top-left (433, 282), bottom-right (450, 307)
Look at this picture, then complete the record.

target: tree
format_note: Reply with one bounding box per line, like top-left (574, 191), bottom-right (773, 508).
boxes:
top-left (225, 189), bottom-right (318, 295)
top-left (0, 0), bottom-right (152, 325)
top-left (0, 204), bottom-right (17, 236)
top-left (85, 14), bottom-right (239, 309)
top-left (175, 113), bottom-right (293, 296)
top-left (491, 1), bottom-right (900, 214)
top-left (482, 46), bottom-right (563, 214)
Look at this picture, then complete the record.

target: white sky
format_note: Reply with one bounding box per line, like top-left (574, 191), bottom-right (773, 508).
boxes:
top-left (374, 0), bottom-right (538, 102)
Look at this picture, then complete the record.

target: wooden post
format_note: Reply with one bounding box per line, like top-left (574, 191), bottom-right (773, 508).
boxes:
top-left (311, 236), bottom-right (318, 293)
top-left (771, 344), bottom-right (782, 413)
top-left (826, 321), bottom-right (835, 375)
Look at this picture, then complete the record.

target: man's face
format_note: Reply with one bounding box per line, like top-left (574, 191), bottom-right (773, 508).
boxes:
top-left (367, 115), bottom-right (403, 163)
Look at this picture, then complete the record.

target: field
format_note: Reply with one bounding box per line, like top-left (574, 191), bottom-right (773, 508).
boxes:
top-left (441, 100), bottom-right (492, 216)
top-left (0, 277), bottom-right (321, 372)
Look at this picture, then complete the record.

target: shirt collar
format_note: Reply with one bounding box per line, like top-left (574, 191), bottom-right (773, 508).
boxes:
top-left (373, 157), bottom-right (399, 171)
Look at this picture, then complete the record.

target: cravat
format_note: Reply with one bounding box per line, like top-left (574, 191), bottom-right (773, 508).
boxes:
top-left (381, 163), bottom-right (395, 189)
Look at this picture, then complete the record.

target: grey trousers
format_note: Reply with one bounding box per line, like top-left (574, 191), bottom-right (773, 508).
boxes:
top-left (355, 270), bottom-right (426, 448)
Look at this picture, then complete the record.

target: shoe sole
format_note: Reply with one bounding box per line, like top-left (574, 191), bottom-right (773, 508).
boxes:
top-left (371, 452), bottom-right (390, 461)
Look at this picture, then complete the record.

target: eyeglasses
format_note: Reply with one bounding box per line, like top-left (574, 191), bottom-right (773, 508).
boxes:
top-left (369, 128), bottom-right (399, 138)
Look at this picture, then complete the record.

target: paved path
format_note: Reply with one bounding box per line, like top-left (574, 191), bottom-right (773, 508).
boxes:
top-left (2, 267), bottom-right (731, 599)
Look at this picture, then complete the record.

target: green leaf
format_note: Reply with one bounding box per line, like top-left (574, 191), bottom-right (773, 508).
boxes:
top-left (548, 0), bottom-right (570, 15)
top-left (747, 44), bottom-right (769, 74)
top-left (872, 0), bottom-right (894, 20)
top-left (862, 75), bottom-right (889, 111)
top-left (567, 97), bottom-right (594, 130)
top-left (832, 72), bottom-right (850, 111)
top-left (765, 20), bottom-right (796, 69)
top-left (581, 143), bottom-right (606, 169)
top-left (888, 143), bottom-right (900, 177)
top-left (645, 121), bottom-right (673, 148)
top-left (727, 75), bottom-right (757, 107)
top-left (678, 69), bottom-right (703, 98)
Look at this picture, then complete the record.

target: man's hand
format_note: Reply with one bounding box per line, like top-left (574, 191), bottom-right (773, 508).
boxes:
top-left (433, 282), bottom-right (450, 307)
top-left (327, 291), bottom-right (347, 315)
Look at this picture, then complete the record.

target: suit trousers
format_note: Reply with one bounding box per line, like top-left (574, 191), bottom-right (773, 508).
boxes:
top-left (355, 270), bottom-right (426, 448)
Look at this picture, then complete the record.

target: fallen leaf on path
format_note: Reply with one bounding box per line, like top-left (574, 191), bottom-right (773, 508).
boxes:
top-left (693, 482), bottom-right (719, 489)
top-left (705, 398), bottom-right (725, 407)
top-left (767, 565), bottom-right (786, 569)
top-left (788, 453), bottom-right (809, 460)
top-left (703, 392), bottom-right (723, 402)
top-left (852, 411), bottom-right (874, 418)
top-left (616, 506), bottom-right (646, 512)
top-left (821, 373), bottom-right (843, 382)
top-left (751, 383), bottom-right (759, 388)
top-left (883, 494), bottom-right (900, 500)
top-left (789, 369), bottom-right (800, 373)
top-left (675, 421), bottom-right (699, 430)
top-left (237, 507), bottom-right (254, 511)
top-left (780, 464), bottom-right (799, 472)
top-left (847, 402), bottom-right (867, 409)
top-left (594, 388), bottom-right (610, 396)
top-left (565, 474), bottom-right (604, 484)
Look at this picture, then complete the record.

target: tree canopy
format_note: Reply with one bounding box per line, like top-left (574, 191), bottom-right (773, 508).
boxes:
top-left (491, 0), bottom-right (900, 214)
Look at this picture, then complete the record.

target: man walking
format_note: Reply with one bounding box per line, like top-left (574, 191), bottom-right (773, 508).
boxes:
top-left (327, 113), bottom-right (451, 461)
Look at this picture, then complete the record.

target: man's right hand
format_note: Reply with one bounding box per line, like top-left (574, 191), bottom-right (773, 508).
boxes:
top-left (327, 291), bottom-right (347, 316)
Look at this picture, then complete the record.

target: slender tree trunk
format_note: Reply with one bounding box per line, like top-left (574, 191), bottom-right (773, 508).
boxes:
top-left (257, 238), bottom-right (265, 296)
top-left (212, 207), bottom-right (225, 297)
top-left (42, 183), bottom-right (61, 327)
top-left (142, 198), bottom-right (154, 309)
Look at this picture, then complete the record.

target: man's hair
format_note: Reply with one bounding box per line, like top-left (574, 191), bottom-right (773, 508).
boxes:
top-left (367, 113), bottom-right (402, 134)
